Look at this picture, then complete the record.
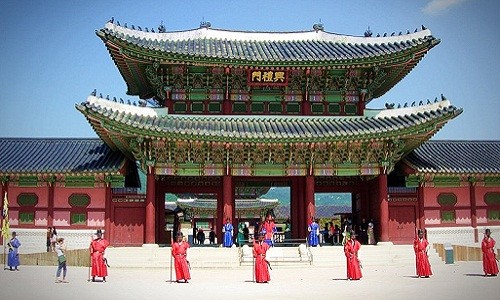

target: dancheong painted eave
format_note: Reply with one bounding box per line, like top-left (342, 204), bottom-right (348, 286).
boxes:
top-left (97, 21), bottom-right (439, 65)
top-left (76, 95), bottom-right (462, 145)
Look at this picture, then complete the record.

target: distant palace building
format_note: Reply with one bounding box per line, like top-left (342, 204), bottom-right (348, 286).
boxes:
top-left (1, 20), bottom-right (499, 252)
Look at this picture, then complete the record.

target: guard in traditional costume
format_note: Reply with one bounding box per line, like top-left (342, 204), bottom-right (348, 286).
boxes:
top-left (481, 228), bottom-right (499, 277)
top-left (344, 231), bottom-right (362, 280)
top-left (261, 213), bottom-right (277, 246)
top-left (413, 229), bottom-right (432, 278)
top-left (90, 229), bottom-right (109, 282)
top-left (222, 218), bottom-right (234, 247)
top-left (7, 232), bottom-right (21, 271)
top-left (172, 232), bottom-right (191, 283)
top-left (253, 232), bottom-right (270, 283)
top-left (307, 218), bottom-right (320, 247)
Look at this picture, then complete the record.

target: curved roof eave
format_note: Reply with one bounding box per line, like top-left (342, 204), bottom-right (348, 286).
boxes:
top-left (76, 95), bottom-right (462, 146)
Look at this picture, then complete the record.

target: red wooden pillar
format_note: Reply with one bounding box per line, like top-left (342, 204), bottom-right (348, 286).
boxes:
top-left (222, 174), bottom-right (234, 226)
top-left (0, 181), bottom-right (5, 246)
top-left (290, 177), bottom-right (300, 239)
top-left (145, 166), bottom-right (156, 244)
top-left (298, 177), bottom-right (306, 238)
top-left (305, 175), bottom-right (315, 224)
top-left (470, 180), bottom-right (478, 242)
top-left (104, 183), bottom-right (112, 242)
top-left (378, 172), bottom-right (390, 242)
top-left (47, 180), bottom-right (55, 228)
top-left (417, 185), bottom-right (425, 230)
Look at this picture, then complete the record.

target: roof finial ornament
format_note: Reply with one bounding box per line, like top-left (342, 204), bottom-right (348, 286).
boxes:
top-left (158, 21), bottom-right (166, 33)
top-left (441, 94), bottom-right (447, 101)
top-left (421, 25), bottom-right (427, 30)
top-left (313, 19), bottom-right (324, 32)
top-left (137, 25), bottom-right (142, 31)
top-left (108, 17), bottom-right (114, 24)
top-left (91, 89), bottom-right (97, 96)
top-left (200, 17), bottom-right (211, 29)
top-left (364, 26), bottom-right (372, 37)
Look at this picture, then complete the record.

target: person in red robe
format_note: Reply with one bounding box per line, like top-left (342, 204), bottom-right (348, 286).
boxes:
top-left (172, 232), bottom-right (191, 283)
top-left (89, 229), bottom-right (110, 282)
top-left (481, 228), bottom-right (499, 277)
top-left (260, 212), bottom-right (277, 246)
top-left (344, 231), bottom-right (362, 280)
top-left (413, 229), bottom-right (432, 278)
top-left (253, 232), bottom-right (270, 283)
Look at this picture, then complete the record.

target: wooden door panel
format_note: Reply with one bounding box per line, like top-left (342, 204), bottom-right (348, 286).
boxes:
top-left (389, 206), bottom-right (416, 244)
top-left (113, 207), bottom-right (145, 246)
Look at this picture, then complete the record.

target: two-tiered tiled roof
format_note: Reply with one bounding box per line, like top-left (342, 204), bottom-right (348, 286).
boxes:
top-left (402, 140), bottom-right (500, 175)
top-left (0, 138), bottom-right (128, 175)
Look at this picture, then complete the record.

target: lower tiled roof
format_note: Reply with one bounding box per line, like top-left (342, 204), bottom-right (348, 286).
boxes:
top-left (0, 138), bottom-right (128, 175)
top-left (76, 95), bottom-right (462, 144)
top-left (403, 140), bottom-right (500, 174)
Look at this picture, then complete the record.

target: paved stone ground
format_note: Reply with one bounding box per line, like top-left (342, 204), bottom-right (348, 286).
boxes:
top-left (0, 260), bottom-right (498, 300)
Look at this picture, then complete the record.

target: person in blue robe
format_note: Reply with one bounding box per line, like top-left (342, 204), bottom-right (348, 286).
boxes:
top-left (308, 218), bottom-right (320, 247)
top-left (222, 218), bottom-right (234, 247)
top-left (7, 231), bottom-right (21, 271)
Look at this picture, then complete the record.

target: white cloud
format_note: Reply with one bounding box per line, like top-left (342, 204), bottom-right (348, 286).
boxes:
top-left (422, 0), bottom-right (468, 15)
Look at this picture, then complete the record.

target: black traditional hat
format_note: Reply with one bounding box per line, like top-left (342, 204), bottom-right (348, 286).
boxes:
top-left (349, 230), bottom-right (357, 237)
top-left (417, 229), bottom-right (424, 235)
top-left (176, 231), bottom-right (184, 237)
top-left (485, 228), bottom-right (491, 234)
top-left (96, 229), bottom-right (103, 235)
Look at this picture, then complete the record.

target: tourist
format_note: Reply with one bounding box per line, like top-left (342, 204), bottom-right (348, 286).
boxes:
top-left (413, 229), bottom-right (432, 278)
top-left (237, 222), bottom-right (245, 246)
top-left (46, 227), bottom-right (52, 252)
top-left (196, 228), bottom-right (205, 245)
top-left (334, 224), bottom-right (341, 245)
top-left (344, 231), bottom-right (362, 280)
top-left (50, 227), bottom-right (58, 252)
top-left (243, 222), bottom-right (250, 243)
top-left (209, 228), bottom-right (216, 244)
top-left (222, 218), bottom-right (234, 247)
top-left (7, 231), bottom-right (21, 271)
top-left (359, 218), bottom-right (368, 244)
top-left (481, 228), bottom-right (499, 277)
top-left (55, 237), bottom-right (68, 283)
top-left (284, 219), bottom-right (291, 241)
top-left (307, 218), bottom-right (320, 247)
top-left (367, 219), bottom-right (376, 245)
top-left (90, 229), bottom-right (109, 282)
top-left (253, 232), bottom-right (270, 283)
top-left (172, 232), bottom-right (190, 283)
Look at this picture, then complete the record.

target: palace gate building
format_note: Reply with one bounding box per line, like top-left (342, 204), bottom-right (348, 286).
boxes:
top-left (1, 20), bottom-right (499, 252)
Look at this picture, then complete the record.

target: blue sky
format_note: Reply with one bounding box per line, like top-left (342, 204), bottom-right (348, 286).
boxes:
top-left (0, 0), bottom-right (498, 140)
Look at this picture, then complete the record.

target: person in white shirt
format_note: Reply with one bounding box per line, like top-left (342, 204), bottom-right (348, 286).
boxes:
top-left (55, 238), bottom-right (68, 283)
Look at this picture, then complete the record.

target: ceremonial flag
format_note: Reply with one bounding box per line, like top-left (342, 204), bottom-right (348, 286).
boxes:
top-left (1, 192), bottom-right (9, 239)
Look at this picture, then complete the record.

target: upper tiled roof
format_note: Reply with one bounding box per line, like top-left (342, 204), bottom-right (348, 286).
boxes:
top-left (403, 140), bottom-right (500, 174)
top-left (76, 95), bottom-right (462, 144)
top-left (0, 138), bottom-right (128, 175)
top-left (98, 22), bottom-right (439, 65)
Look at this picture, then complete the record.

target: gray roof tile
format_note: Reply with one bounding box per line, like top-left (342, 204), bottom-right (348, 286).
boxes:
top-left (0, 138), bottom-right (128, 174)
top-left (404, 140), bottom-right (500, 174)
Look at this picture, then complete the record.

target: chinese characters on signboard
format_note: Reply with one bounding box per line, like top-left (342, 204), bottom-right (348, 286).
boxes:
top-left (247, 69), bottom-right (288, 86)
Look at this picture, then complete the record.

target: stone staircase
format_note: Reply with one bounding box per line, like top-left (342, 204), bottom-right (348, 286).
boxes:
top-left (104, 244), bottom-right (442, 269)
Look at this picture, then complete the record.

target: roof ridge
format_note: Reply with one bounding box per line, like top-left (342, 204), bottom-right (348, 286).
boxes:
top-left (102, 21), bottom-right (434, 44)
